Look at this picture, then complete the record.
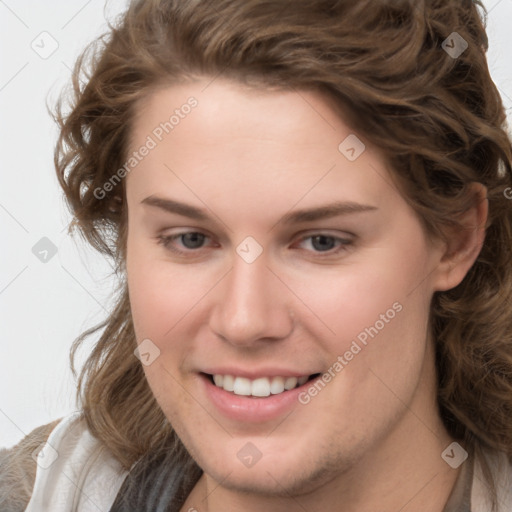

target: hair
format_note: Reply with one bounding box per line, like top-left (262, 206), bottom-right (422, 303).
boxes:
top-left (53, 0), bottom-right (512, 510)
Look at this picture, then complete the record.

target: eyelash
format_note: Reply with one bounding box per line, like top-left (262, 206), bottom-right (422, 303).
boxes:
top-left (156, 231), bottom-right (353, 258)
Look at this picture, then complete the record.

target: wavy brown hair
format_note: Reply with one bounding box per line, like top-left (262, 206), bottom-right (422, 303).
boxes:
top-left (53, 0), bottom-right (512, 509)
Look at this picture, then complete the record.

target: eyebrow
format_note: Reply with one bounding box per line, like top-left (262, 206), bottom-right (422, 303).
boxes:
top-left (141, 195), bottom-right (378, 224)
top-left (142, 196), bottom-right (210, 221)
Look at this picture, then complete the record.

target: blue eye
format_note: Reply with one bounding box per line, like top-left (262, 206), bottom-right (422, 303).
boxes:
top-left (157, 232), bottom-right (210, 255)
top-left (178, 232), bottom-right (206, 249)
top-left (296, 234), bottom-right (352, 254)
top-left (157, 231), bottom-right (353, 258)
top-left (307, 235), bottom-right (337, 252)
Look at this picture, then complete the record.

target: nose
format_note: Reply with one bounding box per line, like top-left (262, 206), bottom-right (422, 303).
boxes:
top-left (208, 253), bottom-right (294, 347)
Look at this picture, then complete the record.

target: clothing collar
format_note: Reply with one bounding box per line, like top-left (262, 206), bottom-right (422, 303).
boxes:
top-left (442, 457), bottom-right (473, 512)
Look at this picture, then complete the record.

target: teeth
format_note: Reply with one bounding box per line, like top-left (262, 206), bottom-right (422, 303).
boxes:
top-left (233, 377), bottom-right (252, 396)
top-left (212, 374), bottom-right (309, 397)
top-left (251, 377), bottom-right (271, 397)
top-left (223, 375), bottom-right (235, 392)
top-left (269, 376), bottom-right (284, 394)
top-left (297, 376), bottom-right (308, 386)
top-left (284, 377), bottom-right (298, 390)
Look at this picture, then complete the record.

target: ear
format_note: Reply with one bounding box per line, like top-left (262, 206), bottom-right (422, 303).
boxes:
top-left (432, 183), bottom-right (488, 292)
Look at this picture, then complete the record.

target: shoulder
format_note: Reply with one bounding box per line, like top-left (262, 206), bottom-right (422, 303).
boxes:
top-left (0, 417), bottom-right (61, 512)
top-left (25, 411), bottom-right (129, 512)
top-left (0, 412), bottom-right (130, 512)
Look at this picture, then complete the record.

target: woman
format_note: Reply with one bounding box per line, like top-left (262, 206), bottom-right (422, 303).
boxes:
top-left (2, 0), bottom-right (512, 510)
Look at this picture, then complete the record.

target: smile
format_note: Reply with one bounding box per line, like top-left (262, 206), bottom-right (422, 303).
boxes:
top-left (208, 373), bottom-right (320, 397)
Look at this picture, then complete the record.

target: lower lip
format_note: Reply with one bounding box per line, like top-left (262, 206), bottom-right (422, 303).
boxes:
top-left (200, 374), bottom-right (314, 423)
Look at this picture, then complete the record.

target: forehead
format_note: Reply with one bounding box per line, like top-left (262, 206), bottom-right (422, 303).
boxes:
top-left (126, 78), bottom-right (397, 218)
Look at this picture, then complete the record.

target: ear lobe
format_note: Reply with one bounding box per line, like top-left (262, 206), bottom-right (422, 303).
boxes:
top-left (433, 183), bottom-right (488, 292)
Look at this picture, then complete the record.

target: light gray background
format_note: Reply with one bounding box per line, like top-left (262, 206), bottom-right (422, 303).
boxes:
top-left (1, 0), bottom-right (511, 449)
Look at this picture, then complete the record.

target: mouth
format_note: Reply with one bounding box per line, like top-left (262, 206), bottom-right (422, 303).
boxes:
top-left (203, 372), bottom-right (321, 398)
top-left (199, 370), bottom-right (324, 422)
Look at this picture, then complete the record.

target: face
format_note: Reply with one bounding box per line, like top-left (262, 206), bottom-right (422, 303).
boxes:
top-left (125, 78), bottom-right (446, 497)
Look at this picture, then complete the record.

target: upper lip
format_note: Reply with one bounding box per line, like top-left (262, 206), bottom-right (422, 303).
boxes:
top-left (200, 367), bottom-right (319, 379)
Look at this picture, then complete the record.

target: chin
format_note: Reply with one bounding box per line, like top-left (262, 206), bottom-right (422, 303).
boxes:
top-left (190, 437), bottom-right (347, 499)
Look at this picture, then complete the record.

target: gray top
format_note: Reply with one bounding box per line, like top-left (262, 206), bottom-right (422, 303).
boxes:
top-left (443, 457), bottom-right (473, 512)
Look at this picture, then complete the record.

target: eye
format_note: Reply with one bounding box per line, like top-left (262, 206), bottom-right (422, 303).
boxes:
top-left (177, 232), bottom-right (207, 249)
top-left (156, 231), bottom-right (353, 258)
top-left (157, 231), bottom-right (212, 255)
top-left (295, 234), bottom-right (353, 255)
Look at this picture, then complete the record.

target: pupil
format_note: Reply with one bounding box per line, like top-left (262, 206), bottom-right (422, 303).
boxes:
top-left (312, 235), bottom-right (335, 251)
top-left (182, 233), bottom-right (205, 249)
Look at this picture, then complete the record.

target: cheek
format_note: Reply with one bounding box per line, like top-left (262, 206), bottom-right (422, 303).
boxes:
top-left (294, 249), bottom-right (428, 345)
top-left (126, 247), bottom-right (204, 416)
top-left (126, 243), bottom-right (212, 340)
top-left (291, 238), bottom-right (433, 394)
top-left (127, 260), bottom-right (172, 340)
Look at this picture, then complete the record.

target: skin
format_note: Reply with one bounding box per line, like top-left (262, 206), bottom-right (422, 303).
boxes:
top-left (124, 77), bottom-right (487, 512)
